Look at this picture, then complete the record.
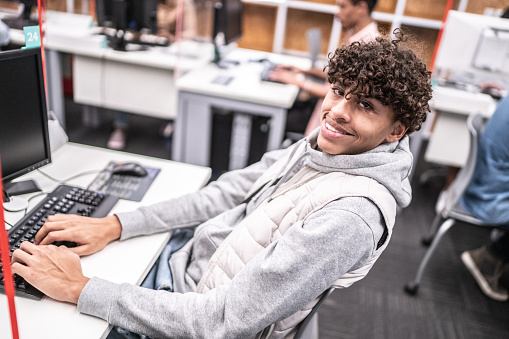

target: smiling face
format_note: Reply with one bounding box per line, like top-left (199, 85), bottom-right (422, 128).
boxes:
top-left (317, 85), bottom-right (408, 155)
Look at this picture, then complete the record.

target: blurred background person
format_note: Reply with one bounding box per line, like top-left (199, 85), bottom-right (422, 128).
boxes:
top-left (268, 0), bottom-right (380, 138)
top-left (460, 94), bottom-right (509, 302)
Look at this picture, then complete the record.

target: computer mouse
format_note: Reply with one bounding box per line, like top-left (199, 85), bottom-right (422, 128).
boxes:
top-left (111, 162), bottom-right (148, 177)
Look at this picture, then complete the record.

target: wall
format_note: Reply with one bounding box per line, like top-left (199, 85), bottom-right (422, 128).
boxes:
top-left (233, 0), bottom-right (509, 68)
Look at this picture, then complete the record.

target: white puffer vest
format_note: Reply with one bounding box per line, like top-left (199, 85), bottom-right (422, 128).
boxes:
top-left (196, 157), bottom-right (397, 338)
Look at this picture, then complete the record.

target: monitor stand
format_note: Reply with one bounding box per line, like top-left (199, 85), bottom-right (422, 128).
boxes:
top-left (3, 180), bottom-right (41, 212)
top-left (4, 179), bottom-right (41, 196)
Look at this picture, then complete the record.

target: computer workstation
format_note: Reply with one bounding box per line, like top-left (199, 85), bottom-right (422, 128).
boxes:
top-left (95, 0), bottom-right (169, 51)
top-left (0, 47), bottom-right (211, 338)
top-left (0, 0), bottom-right (39, 30)
top-left (173, 0), bottom-right (311, 174)
top-left (423, 10), bottom-right (507, 169)
top-left (4, 2), bottom-right (212, 129)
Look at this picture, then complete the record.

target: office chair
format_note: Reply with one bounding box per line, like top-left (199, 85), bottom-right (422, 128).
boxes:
top-left (305, 27), bottom-right (322, 69)
top-left (404, 112), bottom-right (484, 295)
top-left (294, 287), bottom-right (335, 339)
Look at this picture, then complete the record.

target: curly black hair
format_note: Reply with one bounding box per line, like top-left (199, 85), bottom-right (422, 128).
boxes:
top-left (326, 31), bottom-right (432, 134)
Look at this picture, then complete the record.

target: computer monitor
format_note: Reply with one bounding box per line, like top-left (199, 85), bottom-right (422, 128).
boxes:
top-left (0, 48), bottom-right (51, 203)
top-left (96, 0), bottom-right (162, 51)
top-left (434, 11), bottom-right (509, 83)
top-left (20, 0), bottom-right (37, 21)
top-left (212, 0), bottom-right (243, 65)
top-left (0, 0), bottom-right (39, 29)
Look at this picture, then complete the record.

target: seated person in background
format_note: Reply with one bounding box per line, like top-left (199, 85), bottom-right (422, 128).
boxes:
top-left (107, 0), bottom-right (197, 150)
top-left (460, 94), bottom-right (509, 302)
top-left (157, 0), bottom-right (197, 42)
top-left (268, 0), bottom-right (380, 136)
top-left (11, 33), bottom-right (432, 338)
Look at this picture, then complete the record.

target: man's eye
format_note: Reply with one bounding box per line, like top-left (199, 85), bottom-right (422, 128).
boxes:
top-left (333, 88), bottom-right (344, 96)
top-left (360, 101), bottom-right (373, 110)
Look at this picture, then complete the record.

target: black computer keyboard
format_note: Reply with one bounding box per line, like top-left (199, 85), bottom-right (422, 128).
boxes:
top-left (0, 184), bottom-right (119, 300)
top-left (260, 60), bottom-right (284, 84)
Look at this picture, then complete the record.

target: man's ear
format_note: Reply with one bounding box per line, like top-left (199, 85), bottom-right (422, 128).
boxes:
top-left (385, 121), bottom-right (408, 143)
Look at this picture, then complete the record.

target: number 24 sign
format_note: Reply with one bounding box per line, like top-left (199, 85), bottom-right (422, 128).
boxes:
top-left (22, 26), bottom-right (41, 49)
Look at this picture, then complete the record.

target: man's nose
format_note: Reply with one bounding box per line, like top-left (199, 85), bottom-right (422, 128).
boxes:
top-left (331, 99), bottom-right (352, 122)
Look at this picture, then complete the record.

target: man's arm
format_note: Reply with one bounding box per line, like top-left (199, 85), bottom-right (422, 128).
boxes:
top-left (116, 146), bottom-right (291, 240)
top-left (33, 146), bottom-right (290, 254)
top-left (77, 198), bottom-right (384, 338)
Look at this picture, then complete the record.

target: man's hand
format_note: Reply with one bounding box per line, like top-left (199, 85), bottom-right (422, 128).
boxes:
top-left (11, 242), bottom-right (90, 304)
top-left (35, 214), bottom-right (122, 256)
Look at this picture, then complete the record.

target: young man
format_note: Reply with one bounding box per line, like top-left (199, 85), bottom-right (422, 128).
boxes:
top-left (11, 34), bottom-right (432, 338)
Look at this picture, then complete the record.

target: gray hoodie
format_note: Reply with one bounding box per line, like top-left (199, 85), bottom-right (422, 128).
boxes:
top-left (78, 129), bottom-right (413, 338)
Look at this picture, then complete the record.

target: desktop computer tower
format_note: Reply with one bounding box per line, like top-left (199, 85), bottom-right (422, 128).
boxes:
top-left (209, 108), bottom-right (270, 179)
top-left (247, 115), bottom-right (270, 165)
top-left (210, 108), bottom-right (233, 176)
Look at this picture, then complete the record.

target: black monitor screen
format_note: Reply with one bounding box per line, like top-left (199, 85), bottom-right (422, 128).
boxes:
top-left (96, 0), bottom-right (158, 34)
top-left (213, 0), bottom-right (243, 46)
top-left (0, 48), bottom-right (51, 186)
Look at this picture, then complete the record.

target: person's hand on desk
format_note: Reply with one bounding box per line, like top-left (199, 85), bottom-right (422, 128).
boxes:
top-left (34, 214), bottom-right (122, 256)
top-left (11, 242), bottom-right (89, 304)
top-left (268, 65), bottom-right (303, 86)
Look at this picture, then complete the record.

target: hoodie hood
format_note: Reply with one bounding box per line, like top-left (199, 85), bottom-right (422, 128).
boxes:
top-left (301, 128), bottom-right (413, 208)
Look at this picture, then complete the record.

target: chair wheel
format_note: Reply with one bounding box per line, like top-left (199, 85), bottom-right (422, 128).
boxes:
top-left (404, 281), bottom-right (419, 295)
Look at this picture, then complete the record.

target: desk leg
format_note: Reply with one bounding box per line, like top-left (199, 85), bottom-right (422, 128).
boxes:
top-left (173, 93), bottom-right (212, 166)
top-left (45, 49), bottom-right (65, 129)
top-left (82, 105), bottom-right (102, 128)
top-left (266, 107), bottom-right (286, 151)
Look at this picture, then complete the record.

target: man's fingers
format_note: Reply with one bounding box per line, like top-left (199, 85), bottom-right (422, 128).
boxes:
top-left (10, 262), bottom-right (30, 278)
top-left (18, 241), bottom-right (39, 254)
top-left (11, 248), bottom-right (31, 265)
top-left (35, 220), bottom-right (67, 244)
top-left (67, 245), bottom-right (87, 256)
top-left (38, 229), bottom-right (77, 246)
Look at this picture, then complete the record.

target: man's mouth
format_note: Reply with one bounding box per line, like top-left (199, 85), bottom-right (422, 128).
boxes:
top-left (325, 122), bottom-right (354, 136)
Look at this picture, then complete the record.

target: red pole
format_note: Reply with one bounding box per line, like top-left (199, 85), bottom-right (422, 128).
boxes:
top-left (37, 0), bottom-right (47, 98)
top-left (0, 160), bottom-right (19, 338)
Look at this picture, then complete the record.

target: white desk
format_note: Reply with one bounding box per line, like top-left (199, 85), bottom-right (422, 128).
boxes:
top-left (1, 142), bottom-right (211, 339)
top-left (72, 40), bottom-right (214, 121)
top-left (173, 48), bottom-right (311, 169)
top-left (424, 86), bottom-right (497, 168)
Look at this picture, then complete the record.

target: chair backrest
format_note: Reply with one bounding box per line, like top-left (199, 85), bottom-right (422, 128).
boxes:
top-left (294, 287), bottom-right (335, 339)
top-left (443, 112), bottom-right (484, 214)
top-left (306, 27), bottom-right (322, 68)
top-left (257, 287), bottom-right (336, 339)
